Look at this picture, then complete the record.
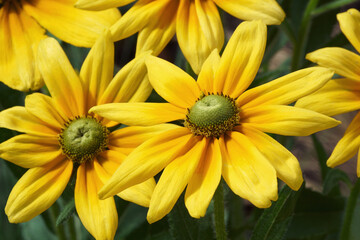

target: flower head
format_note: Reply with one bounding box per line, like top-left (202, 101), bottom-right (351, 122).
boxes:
top-left (0, 0), bottom-right (120, 91)
top-left (296, 8), bottom-right (360, 176)
top-left (0, 31), bottom-right (173, 239)
top-left (91, 20), bottom-right (340, 223)
top-left (75, 0), bottom-right (285, 74)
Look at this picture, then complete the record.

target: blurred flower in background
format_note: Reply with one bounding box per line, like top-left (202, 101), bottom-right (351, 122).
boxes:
top-left (75, 0), bottom-right (285, 74)
top-left (0, 0), bottom-right (120, 91)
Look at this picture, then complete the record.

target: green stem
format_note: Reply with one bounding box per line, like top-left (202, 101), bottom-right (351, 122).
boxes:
top-left (50, 203), bottom-right (67, 240)
top-left (340, 179), bottom-right (360, 240)
top-left (291, 0), bottom-right (319, 71)
top-left (68, 216), bottom-right (77, 240)
top-left (214, 181), bottom-right (227, 240)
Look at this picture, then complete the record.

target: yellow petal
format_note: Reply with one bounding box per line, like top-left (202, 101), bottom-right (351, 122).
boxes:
top-left (108, 124), bottom-right (180, 155)
top-left (0, 134), bottom-right (61, 168)
top-left (75, 162), bottom-right (118, 240)
top-left (110, 0), bottom-right (171, 42)
top-left (80, 30), bottom-right (114, 109)
top-left (25, 93), bottom-right (67, 130)
top-left (295, 78), bottom-right (360, 116)
top-left (95, 151), bottom-right (155, 207)
top-left (240, 126), bottom-right (303, 190)
top-left (214, 20), bottom-right (266, 98)
top-left (99, 51), bottom-right (152, 105)
top-left (91, 102), bottom-right (186, 126)
top-left (136, 0), bottom-right (177, 56)
top-left (337, 9), bottom-right (360, 53)
top-left (0, 106), bottom-right (58, 136)
top-left (306, 47), bottom-right (360, 80)
top-left (327, 112), bottom-right (360, 168)
top-left (214, 0), bottom-right (285, 25)
top-left (220, 132), bottom-right (278, 208)
top-left (147, 137), bottom-right (206, 223)
top-left (75, 0), bottom-right (134, 10)
top-left (185, 138), bottom-right (222, 218)
top-left (241, 105), bottom-right (340, 136)
top-left (98, 127), bottom-right (194, 199)
top-left (197, 49), bottom-right (221, 93)
top-left (238, 67), bottom-right (334, 108)
top-left (5, 158), bottom-right (72, 222)
top-left (23, 0), bottom-right (120, 47)
top-left (37, 38), bottom-right (85, 118)
top-left (146, 56), bottom-right (201, 108)
top-left (0, 3), bottom-right (45, 91)
top-left (176, 0), bottom-right (223, 74)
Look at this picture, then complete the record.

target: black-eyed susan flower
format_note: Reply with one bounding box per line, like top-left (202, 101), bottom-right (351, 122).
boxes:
top-left (0, 0), bottom-right (120, 91)
top-left (91, 20), bottom-right (340, 223)
top-left (75, 0), bottom-right (285, 74)
top-left (296, 8), bottom-right (360, 176)
top-left (0, 32), bottom-right (174, 239)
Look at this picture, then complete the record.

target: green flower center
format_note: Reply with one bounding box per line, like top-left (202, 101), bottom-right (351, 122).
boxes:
top-left (59, 116), bottom-right (109, 164)
top-left (184, 93), bottom-right (239, 138)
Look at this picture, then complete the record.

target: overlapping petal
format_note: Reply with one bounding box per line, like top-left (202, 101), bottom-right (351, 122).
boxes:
top-left (185, 138), bottom-right (222, 218)
top-left (110, 0), bottom-right (171, 42)
top-left (75, 0), bottom-right (134, 10)
top-left (177, 0), bottom-right (223, 74)
top-left (197, 49), bottom-right (221, 93)
top-left (0, 134), bottom-right (61, 168)
top-left (108, 124), bottom-right (180, 155)
top-left (337, 9), bottom-right (360, 53)
top-left (80, 30), bottom-right (114, 109)
top-left (136, 0), bottom-right (177, 56)
top-left (0, 3), bottom-right (45, 91)
top-left (214, 0), bottom-right (285, 25)
top-left (98, 127), bottom-right (194, 199)
top-left (306, 47), bottom-right (360, 81)
top-left (0, 107), bottom-right (58, 136)
top-left (37, 38), bottom-right (85, 118)
top-left (147, 137), bottom-right (206, 223)
top-left (98, 51), bottom-right (152, 105)
top-left (295, 78), bottom-right (360, 116)
top-left (23, 0), bottom-right (120, 47)
top-left (75, 162), bottom-right (118, 240)
top-left (5, 157), bottom-right (72, 222)
top-left (146, 55), bottom-right (201, 108)
top-left (213, 20), bottom-right (266, 98)
top-left (91, 103), bottom-right (186, 126)
top-left (327, 112), bottom-right (360, 168)
top-left (95, 150), bottom-right (155, 207)
top-left (241, 105), bottom-right (340, 136)
top-left (237, 67), bottom-right (334, 108)
top-left (240, 126), bottom-right (303, 190)
top-left (220, 132), bottom-right (278, 208)
top-left (25, 93), bottom-right (67, 130)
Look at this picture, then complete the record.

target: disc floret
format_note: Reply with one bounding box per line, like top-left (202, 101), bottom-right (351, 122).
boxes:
top-left (184, 93), bottom-right (240, 138)
top-left (59, 116), bottom-right (109, 164)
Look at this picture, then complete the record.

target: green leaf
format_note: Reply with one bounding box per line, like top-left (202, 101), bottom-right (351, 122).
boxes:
top-left (56, 199), bottom-right (76, 226)
top-left (323, 169), bottom-right (352, 195)
top-left (167, 195), bottom-right (215, 240)
top-left (250, 184), bottom-right (303, 240)
top-left (311, 0), bottom-right (357, 16)
top-left (116, 204), bottom-right (148, 239)
top-left (286, 188), bottom-right (345, 239)
top-left (311, 134), bottom-right (329, 181)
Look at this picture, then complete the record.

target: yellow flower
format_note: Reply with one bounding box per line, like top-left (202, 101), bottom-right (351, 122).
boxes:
top-left (296, 8), bottom-right (360, 176)
top-left (0, 0), bottom-right (120, 91)
top-left (0, 32), bottom-right (173, 239)
top-left (75, 0), bottom-right (285, 74)
top-left (91, 21), bottom-right (340, 223)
